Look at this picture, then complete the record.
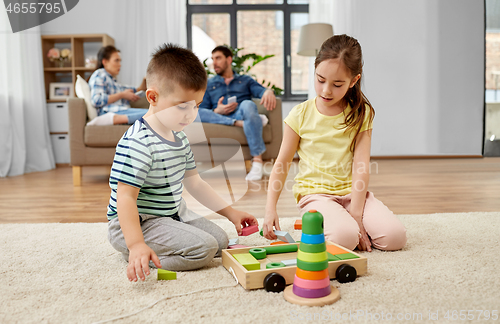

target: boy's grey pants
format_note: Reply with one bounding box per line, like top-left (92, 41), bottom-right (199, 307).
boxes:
top-left (108, 199), bottom-right (229, 271)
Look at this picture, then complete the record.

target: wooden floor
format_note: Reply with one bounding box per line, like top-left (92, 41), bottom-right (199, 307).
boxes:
top-left (0, 158), bottom-right (499, 223)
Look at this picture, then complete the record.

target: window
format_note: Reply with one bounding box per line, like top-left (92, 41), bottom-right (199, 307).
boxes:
top-left (486, 0), bottom-right (500, 101)
top-left (187, 0), bottom-right (309, 100)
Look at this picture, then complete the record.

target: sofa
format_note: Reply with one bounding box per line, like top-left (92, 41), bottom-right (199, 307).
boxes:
top-left (68, 97), bottom-right (283, 186)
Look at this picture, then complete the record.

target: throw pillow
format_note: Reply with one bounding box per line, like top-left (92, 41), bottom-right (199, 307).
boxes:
top-left (75, 75), bottom-right (97, 121)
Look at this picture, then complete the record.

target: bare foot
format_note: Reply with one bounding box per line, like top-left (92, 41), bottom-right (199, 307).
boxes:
top-left (234, 120), bottom-right (244, 127)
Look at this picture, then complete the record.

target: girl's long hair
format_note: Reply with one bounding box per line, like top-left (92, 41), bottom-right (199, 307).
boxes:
top-left (314, 34), bottom-right (374, 152)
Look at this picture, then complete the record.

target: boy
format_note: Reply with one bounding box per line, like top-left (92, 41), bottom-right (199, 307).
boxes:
top-left (107, 44), bottom-right (258, 282)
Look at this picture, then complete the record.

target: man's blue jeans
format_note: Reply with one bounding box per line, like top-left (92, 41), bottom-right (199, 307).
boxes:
top-left (197, 100), bottom-right (266, 157)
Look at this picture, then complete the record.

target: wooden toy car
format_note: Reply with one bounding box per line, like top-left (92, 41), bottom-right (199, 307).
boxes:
top-left (222, 241), bottom-right (367, 292)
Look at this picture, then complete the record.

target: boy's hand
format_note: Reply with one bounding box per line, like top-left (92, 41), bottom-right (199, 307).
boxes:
top-left (263, 209), bottom-right (281, 240)
top-left (127, 242), bottom-right (162, 282)
top-left (226, 209), bottom-right (259, 235)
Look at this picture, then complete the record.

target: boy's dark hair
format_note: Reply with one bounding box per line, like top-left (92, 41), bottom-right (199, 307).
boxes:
top-left (97, 45), bottom-right (120, 70)
top-left (147, 43), bottom-right (207, 94)
top-left (212, 45), bottom-right (233, 58)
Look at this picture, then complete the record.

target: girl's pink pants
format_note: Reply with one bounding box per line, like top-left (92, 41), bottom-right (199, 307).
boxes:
top-left (297, 192), bottom-right (407, 251)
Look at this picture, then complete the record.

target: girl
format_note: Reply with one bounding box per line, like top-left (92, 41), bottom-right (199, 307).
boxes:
top-left (263, 35), bottom-right (406, 252)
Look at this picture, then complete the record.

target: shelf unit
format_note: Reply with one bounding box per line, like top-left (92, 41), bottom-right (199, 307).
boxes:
top-left (41, 34), bottom-right (114, 102)
top-left (41, 34), bottom-right (114, 164)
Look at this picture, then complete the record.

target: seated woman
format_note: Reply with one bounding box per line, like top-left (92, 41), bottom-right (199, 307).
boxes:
top-left (87, 45), bottom-right (147, 126)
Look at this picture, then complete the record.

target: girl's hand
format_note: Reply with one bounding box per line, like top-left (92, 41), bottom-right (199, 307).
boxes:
top-left (127, 242), bottom-right (162, 282)
top-left (226, 209), bottom-right (259, 235)
top-left (357, 223), bottom-right (372, 252)
top-left (263, 209), bottom-right (281, 240)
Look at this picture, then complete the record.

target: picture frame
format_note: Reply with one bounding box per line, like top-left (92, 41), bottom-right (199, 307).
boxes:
top-left (49, 82), bottom-right (74, 100)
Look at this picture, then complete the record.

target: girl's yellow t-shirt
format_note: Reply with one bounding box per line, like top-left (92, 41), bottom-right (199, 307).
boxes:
top-left (284, 98), bottom-right (373, 202)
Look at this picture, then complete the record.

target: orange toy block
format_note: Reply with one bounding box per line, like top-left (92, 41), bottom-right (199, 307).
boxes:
top-left (270, 241), bottom-right (287, 245)
top-left (294, 219), bottom-right (302, 230)
top-left (326, 245), bottom-right (350, 256)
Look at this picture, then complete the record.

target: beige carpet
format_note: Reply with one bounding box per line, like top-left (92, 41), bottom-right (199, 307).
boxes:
top-left (1, 212), bottom-right (499, 324)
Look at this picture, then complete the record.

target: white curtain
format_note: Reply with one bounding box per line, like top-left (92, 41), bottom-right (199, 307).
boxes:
top-left (112, 0), bottom-right (187, 86)
top-left (0, 11), bottom-right (55, 177)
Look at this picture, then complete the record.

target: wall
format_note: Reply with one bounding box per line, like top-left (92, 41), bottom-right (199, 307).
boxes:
top-left (40, 0), bottom-right (485, 156)
top-left (310, 0), bottom-right (485, 156)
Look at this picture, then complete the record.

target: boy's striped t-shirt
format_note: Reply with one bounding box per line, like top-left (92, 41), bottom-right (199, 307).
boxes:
top-left (106, 118), bottom-right (196, 220)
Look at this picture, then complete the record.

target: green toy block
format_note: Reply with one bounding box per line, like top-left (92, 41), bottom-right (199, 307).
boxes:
top-left (264, 244), bottom-right (298, 254)
top-left (157, 269), bottom-right (176, 280)
top-left (233, 253), bottom-right (260, 271)
top-left (334, 252), bottom-right (360, 260)
top-left (327, 252), bottom-right (340, 261)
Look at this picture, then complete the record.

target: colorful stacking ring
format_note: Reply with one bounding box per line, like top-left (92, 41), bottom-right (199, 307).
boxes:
top-left (297, 250), bottom-right (328, 263)
top-left (293, 284), bottom-right (331, 299)
top-left (299, 242), bottom-right (326, 253)
top-left (300, 233), bottom-right (325, 245)
top-left (297, 259), bottom-right (328, 271)
top-left (296, 268), bottom-right (329, 281)
top-left (293, 275), bottom-right (330, 290)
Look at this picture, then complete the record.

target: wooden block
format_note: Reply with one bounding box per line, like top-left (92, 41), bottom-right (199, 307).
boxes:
top-left (326, 245), bottom-right (350, 255)
top-left (157, 269), bottom-right (176, 280)
top-left (270, 241), bottom-right (287, 245)
top-left (239, 225), bottom-right (259, 236)
top-left (274, 230), bottom-right (295, 243)
top-left (249, 248), bottom-right (266, 260)
top-left (281, 258), bottom-right (297, 266)
top-left (266, 262), bottom-right (286, 269)
top-left (228, 244), bottom-right (249, 249)
top-left (294, 219), bottom-right (302, 230)
top-left (228, 238), bottom-right (239, 246)
top-left (264, 244), bottom-right (298, 254)
top-left (233, 253), bottom-right (260, 271)
top-left (327, 252), bottom-right (340, 261)
top-left (334, 253), bottom-right (360, 260)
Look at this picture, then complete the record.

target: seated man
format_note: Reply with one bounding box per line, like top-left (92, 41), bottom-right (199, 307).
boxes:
top-left (198, 45), bottom-right (277, 181)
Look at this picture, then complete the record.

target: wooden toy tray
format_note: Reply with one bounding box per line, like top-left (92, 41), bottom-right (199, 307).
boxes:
top-left (221, 241), bottom-right (367, 290)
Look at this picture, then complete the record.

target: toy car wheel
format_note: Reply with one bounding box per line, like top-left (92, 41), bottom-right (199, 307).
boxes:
top-left (264, 272), bottom-right (286, 293)
top-left (335, 264), bottom-right (357, 283)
